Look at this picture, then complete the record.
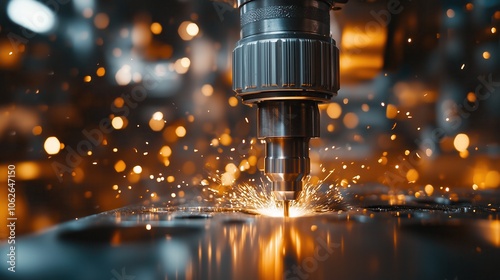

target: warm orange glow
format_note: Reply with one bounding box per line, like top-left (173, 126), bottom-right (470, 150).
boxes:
top-left (113, 97), bottom-right (125, 108)
top-left (478, 220), bottom-right (500, 247)
top-left (17, 162), bottom-right (40, 180)
top-left (340, 25), bottom-right (386, 83)
top-left (150, 22), bottom-right (162, 34)
top-left (132, 165), bottom-right (142, 174)
top-left (406, 169), bottom-right (419, 183)
top-left (386, 104), bottom-right (398, 119)
top-left (175, 126), bottom-right (187, 137)
top-left (485, 171), bottom-right (500, 188)
top-left (228, 96), bottom-right (239, 107)
top-left (96, 67), bottom-right (106, 77)
top-left (343, 112), bottom-right (359, 129)
top-left (44, 136), bottom-right (61, 155)
top-left (453, 133), bottom-right (469, 152)
top-left (466, 92), bottom-right (476, 102)
top-left (32, 125), bottom-right (42, 135)
top-left (178, 21), bottom-right (199, 41)
top-left (424, 184), bottom-right (434, 196)
top-left (220, 133), bottom-right (232, 146)
top-left (201, 84), bottom-right (214, 96)
top-left (111, 116), bottom-right (125, 129)
top-left (149, 118), bottom-right (165, 131)
top-left (446, 9), bottom-right (455, 18)
top-left (160, 145), bottom-right (172, 157)
top-left (114, 160), bottom-right (126, 172)
top-left (94, 13), bottom-right (110, 29)
top-left (326, 102), bottom-right (342, 119)
top-left (174, 57), bottom-right (191, 74)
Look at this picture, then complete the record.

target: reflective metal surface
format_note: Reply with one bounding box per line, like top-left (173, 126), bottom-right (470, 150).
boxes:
top-left (1, 193), bottom-right (499, 280)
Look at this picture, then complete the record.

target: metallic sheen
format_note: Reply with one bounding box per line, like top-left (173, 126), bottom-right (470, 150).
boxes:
top-left (232, 0), bottom-right (341, 205)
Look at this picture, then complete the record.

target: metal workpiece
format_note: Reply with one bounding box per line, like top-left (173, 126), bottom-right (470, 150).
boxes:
top-left (3, 202), bottom-right (499, 280)
top-left (232, 0), bottom-right (341, 213)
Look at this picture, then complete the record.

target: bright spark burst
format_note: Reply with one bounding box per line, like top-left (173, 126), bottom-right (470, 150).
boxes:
top-left (207, 170), bottom-right (343, 217)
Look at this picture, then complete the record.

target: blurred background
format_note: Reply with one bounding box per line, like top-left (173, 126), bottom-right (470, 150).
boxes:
top-left (0, 0), bottom-right (499, 237)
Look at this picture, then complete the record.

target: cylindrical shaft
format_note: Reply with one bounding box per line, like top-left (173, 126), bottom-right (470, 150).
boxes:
top-left (232, 0), bottom-right (341, 210)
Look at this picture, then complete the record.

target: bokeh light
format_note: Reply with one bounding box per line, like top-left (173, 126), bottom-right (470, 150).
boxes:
top-left (44, 136), bottom-right (61, 155)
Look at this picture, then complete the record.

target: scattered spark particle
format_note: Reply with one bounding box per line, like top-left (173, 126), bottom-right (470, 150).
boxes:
top-left (32, 126), bottom-right (42, 135)
top-left (245, 117), bottom-right (249, 123)
top-left (207, 170), bottom-right (341, 217)
top-left (424, 184), bottom-right (434, 196)
top-left (407, 38), bottom-right (412, 43)
top-left (146, 224), bottom-right (152, 230)
top-left (9, 51), bottom-right (13, 55)
top-left (151, 22), bottom-right (162, 34)
top-left (492, 27), bottom-right (497, 34)
top-left (44, 136), bottom-right (61, 155)
top-left (152, 112), bottom-right (163, 120)
top-left (228, 96), bottom-right (239, 107)
top-left (201, 84), bottom-right (213, 96)
top-left (133, 165), bottom-right (142, 174)
top-left (175, 126), bottom-right (187, 137)
top-left (111, 116), bottom-right (125, 129)
top-left (454, 133), bottom-right (469, 152)
top-left (482, 51), bottom-right (491, 60)
top-left (96, 67), bottom-right (105, 77)
top-left (326, 103), bottom-right (342, 119)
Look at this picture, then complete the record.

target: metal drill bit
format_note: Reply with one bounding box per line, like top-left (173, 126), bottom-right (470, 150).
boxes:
top-left (283, 200), bottom-right (290, 217)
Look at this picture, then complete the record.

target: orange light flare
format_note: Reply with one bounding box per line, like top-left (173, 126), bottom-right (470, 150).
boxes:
top-left (206, 170), bottom-right (343, 218)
